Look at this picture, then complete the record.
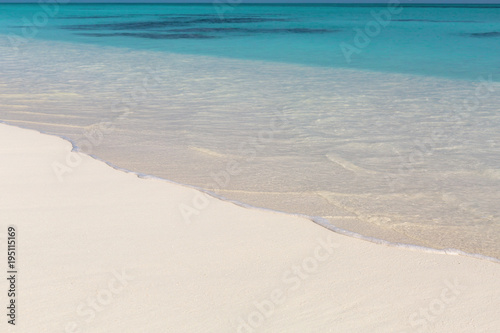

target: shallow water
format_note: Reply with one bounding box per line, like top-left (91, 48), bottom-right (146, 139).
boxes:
top-left (0, 4), bottom-right (500, 258)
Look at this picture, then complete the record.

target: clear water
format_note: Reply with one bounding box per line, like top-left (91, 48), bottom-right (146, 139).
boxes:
top-left (1, 4), bottom-right (500, 80)
top-left (1, 4), bottom-right (500, 258)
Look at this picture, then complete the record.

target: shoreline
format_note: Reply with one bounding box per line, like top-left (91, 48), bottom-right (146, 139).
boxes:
top-left (4, 119), bottom-right (499, 265)
top-left (1, 122), bottom-right (500, 332)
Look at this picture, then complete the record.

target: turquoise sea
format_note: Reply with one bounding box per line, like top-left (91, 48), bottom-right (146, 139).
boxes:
top-left (1, 4), bottom-right (499, 258)
top-left (1, 4), bottom-right (500, 80)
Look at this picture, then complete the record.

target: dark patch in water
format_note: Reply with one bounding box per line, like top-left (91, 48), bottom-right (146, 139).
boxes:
top-left (168, 27), bottom-right (337, 34)
top-left (61, 17), bottom-right (287, 31)
top-left (56, 15), bottom-right (152, 20)
top-left (76, 32), bottom-right (217, 39)
top-left (63, 21), bottom-right (191, 30)
top-left (168, 27), bottom-right (246, 33)
top-left (190, 17), bottom-right (286, 24)
top-left (394, 19), bottom-right (477, 23)
top-left (57, 14), bottom-right (226, 20)
top-left (460, 31), bottom-right (500, 38)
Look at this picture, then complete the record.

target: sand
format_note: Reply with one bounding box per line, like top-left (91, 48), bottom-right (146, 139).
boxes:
top-left (0, 122), bottom-right (499, 333)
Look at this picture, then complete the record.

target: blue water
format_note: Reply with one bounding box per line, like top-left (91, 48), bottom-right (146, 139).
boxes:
top-left (1, 4), bottom-right (500, 81)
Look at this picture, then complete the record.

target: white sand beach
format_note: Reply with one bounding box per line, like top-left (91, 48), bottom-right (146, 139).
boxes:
top-left (1, 122), bottom-right (499, 333)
